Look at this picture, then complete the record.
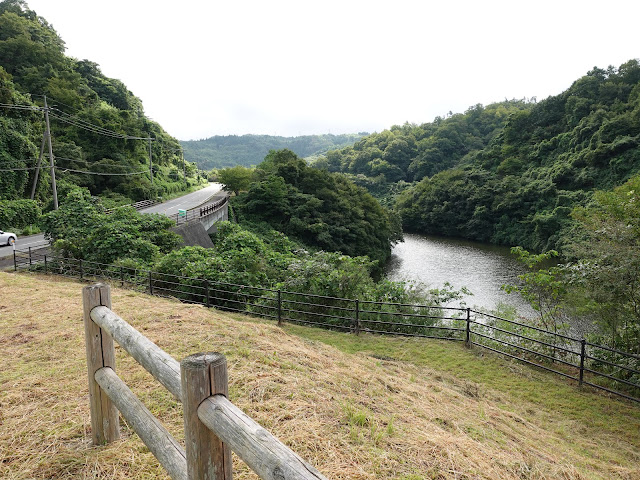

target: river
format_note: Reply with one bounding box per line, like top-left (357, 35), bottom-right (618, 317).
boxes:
top-left (385, 233), bottom-right (537, 317)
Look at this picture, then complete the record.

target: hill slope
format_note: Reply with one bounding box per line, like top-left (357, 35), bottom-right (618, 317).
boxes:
top-left (0, 1), bottom-right (199, 202)
top-left (1, 272), bottom-right (639, 479)
top-left (181, 133), bottom-right (366, 170)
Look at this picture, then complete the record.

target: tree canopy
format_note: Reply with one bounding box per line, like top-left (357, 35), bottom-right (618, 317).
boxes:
top-left (0, 0), bottom-right (201, 204)
top-left (395, 60), bottom-right (640, 252)
top-left (234, 149), bottom-right (402, 270)
top-left (181, 133), bottom-right (367, 170)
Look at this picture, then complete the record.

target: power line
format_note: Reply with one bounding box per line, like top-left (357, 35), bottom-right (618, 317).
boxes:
top-left (35, 94), bottom-right (82, 115)
top-left (57, 167), bottom-right (148, 176)
top-left (0, 102), bottom-right (42, 112)
top-left (1, 102), bottom-right (153, 141)
top-left (0, 166), bottom-right (39, 171)
top-left (55, 156), bottom-right (144, 169)
top-left (0, 164), bottom-right (148, 175)
top-left (49, 110), bottom-right (152, 140)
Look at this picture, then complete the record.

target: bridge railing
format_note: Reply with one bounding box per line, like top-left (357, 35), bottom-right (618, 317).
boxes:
top-left (104, 198), bottom-right (160, 214)
top-left (15, 249), bottom-right (640, 404)
top-left (175, 196), bottom-right (228, 225)
top-left (83, 283), bottom-right (327, 480)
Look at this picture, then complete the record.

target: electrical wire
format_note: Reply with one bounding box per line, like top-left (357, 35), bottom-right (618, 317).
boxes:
top-left (0, 102), bottom-right (42, 112)
top-left (48, 111), bottom-right (152, 140)
top-left (57, 167), bottom-right (148, 176)
top-left (55, 156), bottom-right (143, 169)
top-left (0, 166), bottom-right (39, 171)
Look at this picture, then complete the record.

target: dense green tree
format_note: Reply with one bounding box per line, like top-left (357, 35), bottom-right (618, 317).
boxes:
top-left (564, 174), bottom-right (640, 352)
top-left (0, 0), bottom-right (201, 202)
top-left (323, 101), bottom-right (529, 184)
top-left (217, 165), bottom-right (253, 195)
top-left (396, 60), bottom-right (640, 252)
top-left (234, 149), bottom-right (401, 270)
top-left (0, 66), bottom-right (41, 199)
top-left (40, 188), bottom-right (180, 265)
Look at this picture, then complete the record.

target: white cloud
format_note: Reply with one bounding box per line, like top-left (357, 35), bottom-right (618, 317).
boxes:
top-left (23, 0), bottom-right (640, 140)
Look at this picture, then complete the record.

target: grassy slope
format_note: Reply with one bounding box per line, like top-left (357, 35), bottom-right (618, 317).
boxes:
top-left (0, 272), bottom-right (639, 480)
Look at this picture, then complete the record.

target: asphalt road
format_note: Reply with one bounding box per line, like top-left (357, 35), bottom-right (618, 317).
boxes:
top-left (140, 183), bottom-right (224, 216)
top-left (0, 183), bottom-right (225, 259)
top-left (0, 233), bottom-right (48, 258)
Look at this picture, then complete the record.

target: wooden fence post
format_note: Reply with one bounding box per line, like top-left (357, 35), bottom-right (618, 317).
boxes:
top-left (181, 352), bottom-right (232, 480)
top-left (82, 283), bottom-right (120, 445)
top-left (354, 299), bottom-right (360, 335)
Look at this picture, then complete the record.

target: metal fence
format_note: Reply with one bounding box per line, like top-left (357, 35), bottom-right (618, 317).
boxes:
top-left (13, 247), bottom-right (640, 404)
top-left (174, 196), bottom-right (228, 226)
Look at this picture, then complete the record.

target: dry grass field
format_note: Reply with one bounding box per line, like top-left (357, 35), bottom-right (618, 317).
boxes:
top-left (1, 271), bottom-right (639, 479)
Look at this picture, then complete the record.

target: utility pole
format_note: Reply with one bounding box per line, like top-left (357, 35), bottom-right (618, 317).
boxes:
top-left (148, 135), bottom-right (153, 184)
top-left (30, 131), bottom-right (47, 200)
top-left (43, 96), bottom-right (58, 210)
top-left (182, 149), bottom-right (186, 183)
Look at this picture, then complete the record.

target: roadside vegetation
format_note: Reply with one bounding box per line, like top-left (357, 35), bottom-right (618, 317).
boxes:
top-left (0, 0), bottom-right (206, 231)
top-left (1, 272), bottom-right (639, 480)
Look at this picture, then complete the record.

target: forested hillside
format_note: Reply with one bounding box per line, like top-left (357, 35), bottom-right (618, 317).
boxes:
top-left (181, 133), bottom-right (366, 170)
top-left (233, 149), bottom-right (402, 270)
top-left (320, 100), bottom-right (532, 182)
top-left (397, 60), bottom-right (640, 252)
top-left (0, 0), bottom-right (200, 206)
top-left (320, 60), bottom-right (640, 253)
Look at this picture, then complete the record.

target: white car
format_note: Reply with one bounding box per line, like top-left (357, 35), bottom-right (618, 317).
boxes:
top-left (0, 230), bottom-right (17, 246)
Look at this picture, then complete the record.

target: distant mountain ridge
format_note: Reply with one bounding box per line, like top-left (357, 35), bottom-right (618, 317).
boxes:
top-left (181, 133), bottom-right (367, 170)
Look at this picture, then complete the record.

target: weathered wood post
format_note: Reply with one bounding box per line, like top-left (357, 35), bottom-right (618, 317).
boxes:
top-left (354, 299), bottom-right (361, 335)
top-left (181, 352), bottom-right (232, 480)
top-left (82, 283), bottom-right (120, 444)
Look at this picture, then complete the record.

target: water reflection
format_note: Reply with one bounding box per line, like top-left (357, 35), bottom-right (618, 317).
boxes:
top-left (385, 233), bottom-right (536, 317)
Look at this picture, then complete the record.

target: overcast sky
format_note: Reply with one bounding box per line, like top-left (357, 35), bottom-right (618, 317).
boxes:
top-left (23, 0), bottom-right (640, 141)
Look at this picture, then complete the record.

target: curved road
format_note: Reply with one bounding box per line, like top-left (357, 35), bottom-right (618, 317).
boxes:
top-left (139, 183), bottom-right (224, 216)
top-left (0, 183), bottom-right (225, 259)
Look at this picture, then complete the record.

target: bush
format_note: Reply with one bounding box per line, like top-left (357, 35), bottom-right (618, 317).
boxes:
top-left (0, 199), bottom-right (41, 229)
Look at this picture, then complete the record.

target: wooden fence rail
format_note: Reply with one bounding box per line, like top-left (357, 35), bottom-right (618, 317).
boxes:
top-left (82, 283), bottom-right (328, 480)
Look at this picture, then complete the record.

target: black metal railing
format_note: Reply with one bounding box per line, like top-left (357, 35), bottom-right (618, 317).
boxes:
top-left (104, 198), bottom-right (160, 215)
top-left (175, 196), bottom-right (228, 226)
top-left (12, 248), bottom-right (640, 404)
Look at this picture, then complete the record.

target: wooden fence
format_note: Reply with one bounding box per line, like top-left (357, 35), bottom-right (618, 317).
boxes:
top-left (83, 283), bottom-right (327, 480)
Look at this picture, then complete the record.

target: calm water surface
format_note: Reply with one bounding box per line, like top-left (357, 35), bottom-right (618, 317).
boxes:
top-left (385, 233), bottom-right (536, 316)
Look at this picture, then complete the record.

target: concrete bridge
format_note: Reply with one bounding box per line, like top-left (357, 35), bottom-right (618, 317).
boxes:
top-left (171, 196), bottom-right (230, 248)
